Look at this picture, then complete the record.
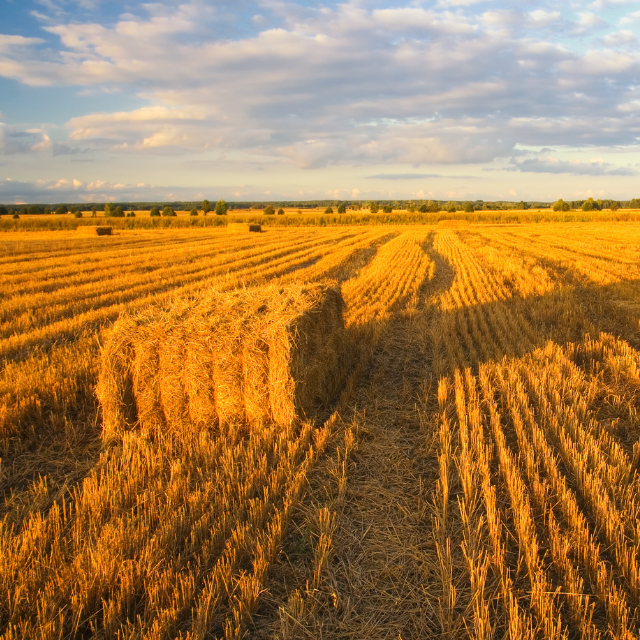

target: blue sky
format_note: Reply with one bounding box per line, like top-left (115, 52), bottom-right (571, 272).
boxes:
top-left (2, 0), bottom-right (640, 203)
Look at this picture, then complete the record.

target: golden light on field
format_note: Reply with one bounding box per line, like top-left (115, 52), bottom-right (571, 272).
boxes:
top-left (2, 222), bottom-right (640, 638)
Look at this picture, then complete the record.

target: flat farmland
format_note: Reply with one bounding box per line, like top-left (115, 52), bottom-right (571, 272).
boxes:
top-left (2, 223), bottom-right (640, 639)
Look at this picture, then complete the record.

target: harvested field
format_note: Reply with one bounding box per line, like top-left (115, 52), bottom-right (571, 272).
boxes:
top-left (3, 223), bottom-right (640, 639)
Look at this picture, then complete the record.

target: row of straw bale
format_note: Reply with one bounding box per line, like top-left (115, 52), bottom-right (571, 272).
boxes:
top-left (97, 282), bottom-right (350, 439)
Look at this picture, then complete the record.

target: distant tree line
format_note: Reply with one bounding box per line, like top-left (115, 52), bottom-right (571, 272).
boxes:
top-left (4, 197), bottom-right (640, 218)
top-left (552, 198), bottom-right (623, 212)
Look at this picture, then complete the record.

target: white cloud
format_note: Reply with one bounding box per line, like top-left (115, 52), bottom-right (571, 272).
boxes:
top-left (527, 10), bottom-right (561, 27)
top-left (47, 178), bottom-right (84, 190)
top-left (601, 30), bottom-right (637, 45)
top-left (620, 10), bottom-right (640, 24)
top-left (575, 12), bottom-right (607, 32)
top-left (0, 35), bottom-right (44, 52)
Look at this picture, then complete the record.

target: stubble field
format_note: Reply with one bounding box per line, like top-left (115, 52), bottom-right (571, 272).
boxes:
top-left (2, 223), bottom-right (640, 639)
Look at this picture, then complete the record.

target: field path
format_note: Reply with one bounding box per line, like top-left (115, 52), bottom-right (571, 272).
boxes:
top-left (261, 235), bottom-right (449, 639)
top-left (315, 311), bottom-right (441, 639)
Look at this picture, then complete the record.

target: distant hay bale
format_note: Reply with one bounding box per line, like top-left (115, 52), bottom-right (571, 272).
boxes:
top-left (227, 222), bottom-right (262, 233)
top-left (96, 282), bottom-right (350, 440)
top-left (77, 226), bottom-right (113, 236)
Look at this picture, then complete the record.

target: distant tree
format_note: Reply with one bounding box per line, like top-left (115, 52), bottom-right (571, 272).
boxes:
top-left (90, 206), bottom-right (97, 217)
top-left (277, 208), bottom-right (285, 215)
top-left (463, 202), bottom-right (474, 213)
top-left (0, 205), bottom-right (7, 217)
top-left (406, 202), bottom-right (416, 213)
top-left (162, 206), bottom-right (176, 217)
top-left (215, 200), bottom-right (228, 216)
top-left (126, 211), bottom-right (136, 217)
top-left (324, 206), bottom-right (333, 214)
top-left (263, 205), bottom-right (275, 215)
top-left (150, 207), bottom-right (160, 217)
top-left (629, 198), bottom-right (640, 209)
top-left (297, 209), bottom-right (303, 215)
top-left (55, 204), bottom-right (68, 215)
top-left (27, 205), bottom-right (45, 215)
top-left (190, 208), bottom-right (198, 216)
top-left (445, 201), bottom-right (457, 213)
top-left (74, 210), bottom-right (83, 218)
top-left (582, 198), bottom-right (594, 212)
top-left (104, 203), bottom-right (114, 217)
top-left (427, 201), bottom-right (440, 213)
top-left (202, 199), bottom-right (211, 215)
top-left (418, 204), bottom-right (428, 213)
top-left (552, 199), bottom-right (570, 212)
top-left (369, 202), bottom-right (379, 213)
top-left (610, 201), bottom-right (620, 211)
top-left (382, 204), bottom-right (393, 213)
top-left (112, 206), bottom-right (124, 217)
top-left (13, 212), bottom-right (19, 219)
top-left (337, 203), bottom-right (346, 214)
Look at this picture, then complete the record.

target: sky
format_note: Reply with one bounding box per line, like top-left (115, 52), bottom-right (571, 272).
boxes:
top-left (1, 0), bottom-right (640, 203)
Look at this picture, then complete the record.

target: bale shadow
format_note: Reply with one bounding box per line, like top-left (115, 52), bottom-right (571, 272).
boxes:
top-left (340, 234), bottom-right (640, 406)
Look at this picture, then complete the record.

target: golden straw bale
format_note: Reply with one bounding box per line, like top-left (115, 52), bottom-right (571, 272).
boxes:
top-left (76, 225), bottom-right (113, 236)
top-left (96, 282), bottom-right (350, 439)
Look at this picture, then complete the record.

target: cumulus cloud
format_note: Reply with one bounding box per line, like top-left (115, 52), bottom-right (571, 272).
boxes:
top-left (575, 12), bottom-right (607, 33)
top-left (0, 125), bottom-right (54, 154)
